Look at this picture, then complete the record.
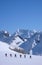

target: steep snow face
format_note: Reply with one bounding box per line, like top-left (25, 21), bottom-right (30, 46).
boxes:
top-left (12, 36), bottom-right (23, 45)
top-left (10, 36), bottom-right (24, 49)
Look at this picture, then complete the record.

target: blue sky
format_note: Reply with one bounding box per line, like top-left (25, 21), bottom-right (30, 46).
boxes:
top-left (0, 0), bottom-right (42, 34)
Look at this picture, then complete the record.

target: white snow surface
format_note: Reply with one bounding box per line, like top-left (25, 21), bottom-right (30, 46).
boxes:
top-left (0, 41), bottom-right (42, 65)
top-left (10, 36), bottom-right (24, 47)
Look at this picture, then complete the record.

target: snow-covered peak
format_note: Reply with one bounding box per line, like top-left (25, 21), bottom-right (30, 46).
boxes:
top-left (0, 30), bottom-right (9, 37)
top-left (4, 31), bottom-right (8, 34)
top-left (0, 30), bottom-right (11, 44)
top-left (10, 35), bottom-right (24, 47)
top-left (33, 29), bottom-right (37, 33)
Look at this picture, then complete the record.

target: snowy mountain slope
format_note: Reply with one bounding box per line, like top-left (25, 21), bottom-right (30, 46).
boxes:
top-left (0, 29), bottom-right (42, 55)
top-left (19, 32), bottom-right (38, 53)
top-left (0, 30), bottom-right (11, 44)
top-left (0, 41), bottom-right (42, 65)
top-left (16, 29), bottom-right (34, 39)
top-left (32, 32), bottom-right (42, 55)
top-left (19, 32), bottom-right (42, 55)
top-left (4, 29), bottom-right (42, 55)
top-left (0, 29), bottom-right (37, 44)
top-left (0, 29), bottom-right (42, 65)
top-left (8, 29), bottom-right (34, 49)
top-left (0, 52), bottom-right (42, 65)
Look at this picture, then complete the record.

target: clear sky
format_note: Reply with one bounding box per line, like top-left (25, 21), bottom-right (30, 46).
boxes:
top-left (0, 0), bottom-right (42, 34)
